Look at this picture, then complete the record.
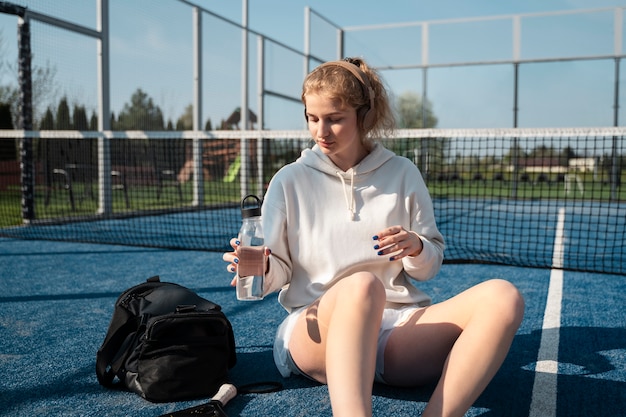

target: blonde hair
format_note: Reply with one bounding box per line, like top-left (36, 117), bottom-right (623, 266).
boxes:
top-left (302, 57), bottom-right (396, 146)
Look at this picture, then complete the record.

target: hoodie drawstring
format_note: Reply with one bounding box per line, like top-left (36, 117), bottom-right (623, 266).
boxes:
top-left (337, 170), bottom-right (356, 221)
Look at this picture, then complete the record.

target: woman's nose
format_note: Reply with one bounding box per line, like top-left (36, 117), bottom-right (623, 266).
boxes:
top-left (316, 120), bottom-right (330, 138)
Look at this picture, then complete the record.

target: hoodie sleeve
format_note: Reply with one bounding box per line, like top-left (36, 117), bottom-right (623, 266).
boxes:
top-left (401, 165), bottom-right (445, 281)
top-left (261, 174), bottom-right (293, 295)
top-left (403, 232), bottom-right (444, 281)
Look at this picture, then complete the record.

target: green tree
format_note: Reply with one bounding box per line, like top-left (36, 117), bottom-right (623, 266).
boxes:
top-left (528, 145), bottom-right (556, 159)
top-left (39, 107), bottom-right (54, 129)
top-left (56, 97), bottom-right (72, 129)
top-left (396, 91), bottom-right (438, 128)
top-left (176, 104), bottom-right (193, 130)
top-left (73, 104), bottom-right (88, 130)
top-left (392, 92), bottom-right (442, 178)
top-left (116, 89), bottom-right (165, 130)
top-left (89, 111), bottom-right (98, 130)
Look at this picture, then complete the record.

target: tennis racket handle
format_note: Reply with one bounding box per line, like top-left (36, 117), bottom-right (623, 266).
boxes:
top-left (212, 383), bottom-right (237, 407)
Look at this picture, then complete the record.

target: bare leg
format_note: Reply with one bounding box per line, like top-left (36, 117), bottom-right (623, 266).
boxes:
top-left (383, 279), bottom-right (525, 417)
top-left (288, 272), bottom-right (387, 417)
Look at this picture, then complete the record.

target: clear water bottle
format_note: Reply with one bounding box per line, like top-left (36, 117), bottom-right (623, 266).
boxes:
top-left (236, 195), bottom-right (265, 301)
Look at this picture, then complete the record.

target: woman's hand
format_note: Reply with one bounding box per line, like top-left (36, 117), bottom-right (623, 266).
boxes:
top-left (222, 238), bottom-right (271, 287)
top-left (222, 238), bottom-right (240, 286)
top-left (372, 225), bottom-right (423, 261)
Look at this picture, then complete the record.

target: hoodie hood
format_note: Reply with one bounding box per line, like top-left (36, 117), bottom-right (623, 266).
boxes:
top-left (296, 143), bottom-right (395, 220)
top-left (297, 142), bottom-right (395, 176)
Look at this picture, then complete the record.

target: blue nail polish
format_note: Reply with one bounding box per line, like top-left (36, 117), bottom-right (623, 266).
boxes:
top-left (372, 235), bottom-right (379, 240)
top-left (389, 256), bottom-right (395, 261)
top-left (377, 251), bottom-right (383, 256)
top-left (235, 240), bottom-right (240, 245)
top-left (234, 258), bottom-right (239, 264)
top-left (230, 266), bottom-right (235, 272)
top-left (374, 244), bottom-right (380, 250)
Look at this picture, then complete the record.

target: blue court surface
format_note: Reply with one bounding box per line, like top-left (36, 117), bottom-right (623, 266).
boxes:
top-left (0, 236), bottom-right (624, 416)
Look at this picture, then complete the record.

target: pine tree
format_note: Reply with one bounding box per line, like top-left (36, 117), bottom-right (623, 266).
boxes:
top-left (116, 89), bottom-right (165, 130)
top-left (89, 112), bottom-right (98, 131)
top-left (73, 105), bottom-right (88, 130)
top-left (39, 107), bottom-right (54, 129)
top-left (56, 97), bottom-right (72, 130)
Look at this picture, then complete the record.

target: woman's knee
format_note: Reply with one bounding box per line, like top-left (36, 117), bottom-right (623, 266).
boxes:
top-left (481, 279), bottom-right (525, 327)
top-left (333, 272), bottom-right (386, 308)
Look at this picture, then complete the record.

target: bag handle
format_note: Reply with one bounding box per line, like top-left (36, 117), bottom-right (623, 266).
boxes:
top-left (95, 318), bottom-right (136, 387)
top-left (175, 304), bottom-right (198, 313)
top-left (96, 278), bottom-right (160, 387)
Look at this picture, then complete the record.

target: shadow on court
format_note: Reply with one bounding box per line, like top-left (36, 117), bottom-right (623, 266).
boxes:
top-left (0, 237), bottom-right (624, 416)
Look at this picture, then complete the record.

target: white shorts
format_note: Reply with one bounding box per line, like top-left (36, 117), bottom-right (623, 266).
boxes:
top-left (273, 304), bottom-right (422, 384)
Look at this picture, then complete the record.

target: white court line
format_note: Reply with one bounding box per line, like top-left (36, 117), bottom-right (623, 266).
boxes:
top-left (529, 207), bottom-right (565, 417)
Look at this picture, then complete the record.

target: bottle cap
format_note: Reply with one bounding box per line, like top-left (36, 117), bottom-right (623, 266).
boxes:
top-left (241, 194), bottom-right (262, 218)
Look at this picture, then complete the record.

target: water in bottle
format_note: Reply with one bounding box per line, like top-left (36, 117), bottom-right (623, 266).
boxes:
top-left (236, 195), bottom-right (265, 300)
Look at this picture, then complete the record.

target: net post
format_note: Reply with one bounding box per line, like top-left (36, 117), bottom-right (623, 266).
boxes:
top-left (510, 136), bottom-right (519, 199)
top-left (192, 135), bottom-right (203, 206)
top-left (256, 134), bottom-right (264, 195)
top-left (17, 12), bottom-right (34, 223)
top-left (256, 35), bottom-right (265, 195)
top-left (97, 133), bottom-right (112, 215)
top-left (192, 8), bottom-right (204, 206)
top-left (420, 68), bottom-right (429, 179)
top-left (610, 134), bottom-right (619, 201)
top-left (96, 0), bottom-right (112, 215)
top-left (240, 0), bottom-right (250, 199)
top-left (612, 42), bottom-right (620, 199)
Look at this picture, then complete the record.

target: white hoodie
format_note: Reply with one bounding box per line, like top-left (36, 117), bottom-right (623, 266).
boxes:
top-left (262, 142), bottom-right (445, 313)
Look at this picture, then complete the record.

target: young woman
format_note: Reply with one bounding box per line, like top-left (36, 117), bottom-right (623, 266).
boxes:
top-left (223, 57), bottom-right (524, 417)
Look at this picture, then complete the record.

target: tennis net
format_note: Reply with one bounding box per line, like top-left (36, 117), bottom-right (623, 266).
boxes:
top-left (0, 128), bottom-right (624, 275)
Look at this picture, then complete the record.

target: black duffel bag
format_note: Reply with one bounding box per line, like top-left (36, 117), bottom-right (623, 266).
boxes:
top-left (96, 276), bottom-right (236, 402)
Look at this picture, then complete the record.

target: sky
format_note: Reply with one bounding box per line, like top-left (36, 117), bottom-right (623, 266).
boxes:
top-left (2, 0), bottom-right (626, 131)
